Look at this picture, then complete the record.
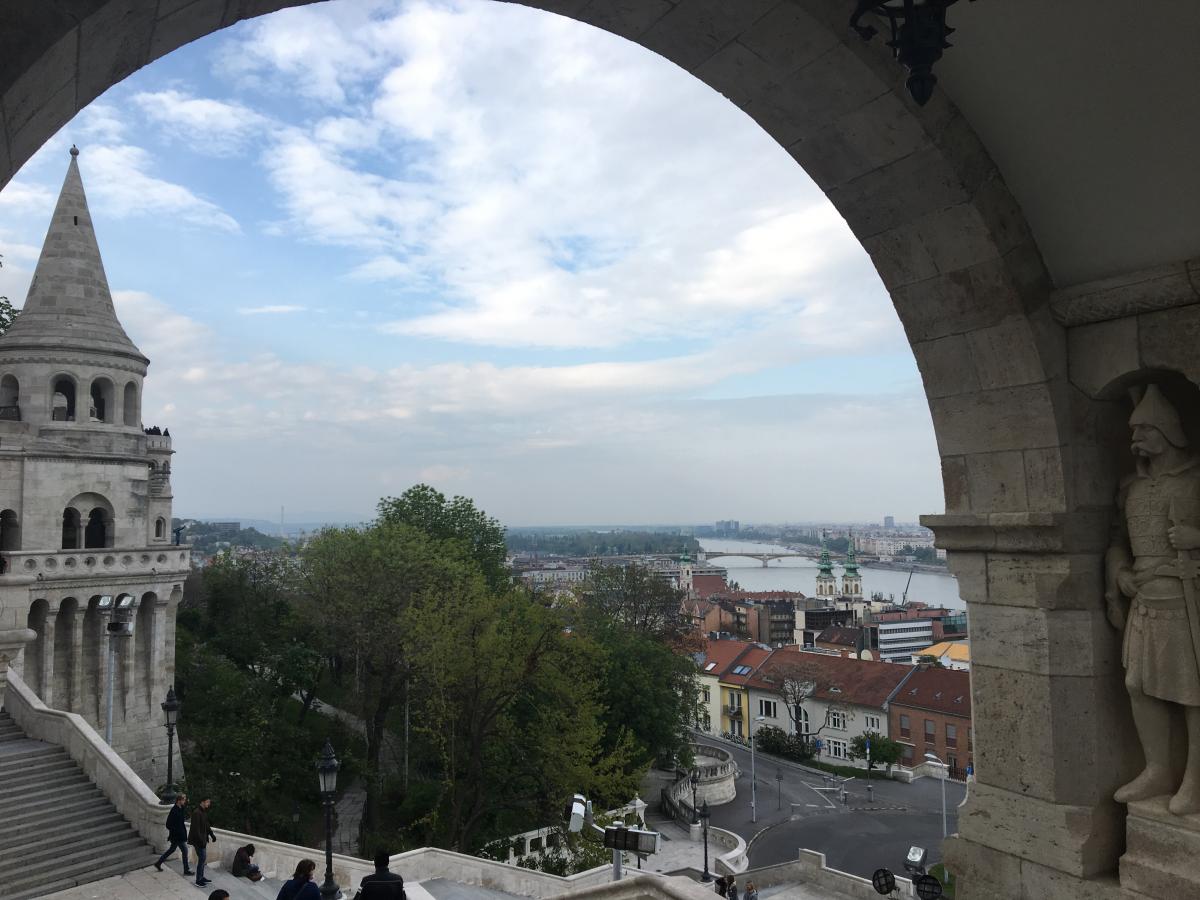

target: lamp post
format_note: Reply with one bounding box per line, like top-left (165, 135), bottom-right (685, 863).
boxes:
top-left (924, 751), bottom-right (948, 839)
top-left (159, 686), bottom-right (180, 804)
top-left (699, 800), bottom-right (712, 883)
top-left (750, 714), bottom-right (765, 824)
top-left (317, 740), bottom-right (340, 900)
top-left (690, 769), bottom-right (700, 824)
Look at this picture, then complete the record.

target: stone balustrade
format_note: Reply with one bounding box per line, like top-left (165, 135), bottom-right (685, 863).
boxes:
top-left (0, 545), bottom-right (190, 581)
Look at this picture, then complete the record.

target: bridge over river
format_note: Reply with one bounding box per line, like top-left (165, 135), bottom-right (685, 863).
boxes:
top-left (702, 551), bottom-right (816, 567)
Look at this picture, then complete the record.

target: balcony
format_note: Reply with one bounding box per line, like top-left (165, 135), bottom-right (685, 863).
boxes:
top-left (0, 546), bottom-right (191, 581)
top-left (725, 705), bottom-right (743, 718)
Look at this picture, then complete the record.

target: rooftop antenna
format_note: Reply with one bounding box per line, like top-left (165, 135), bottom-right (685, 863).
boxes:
top-left (280, 504), bottom-right (285, 539)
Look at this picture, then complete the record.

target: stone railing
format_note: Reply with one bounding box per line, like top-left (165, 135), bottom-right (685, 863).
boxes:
top-left (500, 798), bottom-right (647, 864)
top-left (0, 545), bottom-right (190, 581)
top-left (740, 850), bottom-right (917, 899)
top-left (662, 744), bottom-right (739, 826)
top-left (3, 668), bottom-right (166, 846)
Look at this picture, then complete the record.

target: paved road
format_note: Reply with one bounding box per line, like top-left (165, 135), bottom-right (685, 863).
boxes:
top-left (691, 736), bottom-right (965, 879)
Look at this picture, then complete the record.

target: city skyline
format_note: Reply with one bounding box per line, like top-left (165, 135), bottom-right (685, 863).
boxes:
top-left (0, 0), bottom-right (943, 526)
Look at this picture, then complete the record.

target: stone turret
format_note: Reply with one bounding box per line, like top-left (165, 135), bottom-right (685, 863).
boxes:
top-left (0, 148), bottom-right (189, 786)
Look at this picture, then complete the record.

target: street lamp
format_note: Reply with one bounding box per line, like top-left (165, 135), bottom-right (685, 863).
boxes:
top-left (924, 751), bottom-right (948, 839)
top-left (699, 800), bottom-right (712, 883)
top-left (316, 740), bottom-right (340, 900)
top-left (689, 769), bottom-right (700, 825)
top-left (159, 686), bottom-right (180, 804)
top-left (750, 715), bottom-right (765, 824)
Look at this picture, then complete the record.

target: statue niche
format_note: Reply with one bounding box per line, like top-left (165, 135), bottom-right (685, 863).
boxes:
top-left (1107, 383), bottom-right (1200, 814)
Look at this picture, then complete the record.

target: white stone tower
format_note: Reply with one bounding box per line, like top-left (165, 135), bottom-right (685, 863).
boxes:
top-left (814, 533), bottom-right (838, 599)
top-left (0, 148), bottom-right (190, 787)
top-left (841, 532), bottom-right (863, 600)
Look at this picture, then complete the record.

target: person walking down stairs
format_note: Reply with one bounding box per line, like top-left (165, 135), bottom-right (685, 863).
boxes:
top-left (154, 794), bottom-right (193, 876)
top-left (189, 797), bottom-right (217, 887)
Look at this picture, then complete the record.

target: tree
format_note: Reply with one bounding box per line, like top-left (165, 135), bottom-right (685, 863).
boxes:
top-left (849, 732), bottom-right (903, 770)
top-left (578, 563), bottom-right (687, 643)
top-left (376, 485), bottom-right (508, 590)
top-left (405, 584), bottom-right (638, 851)
top-left (300, 521), bottom-right (479, 833)
top-left (758, 653), bottom-right (852, 744)
top-left (0, 255), bottom-right (18, 336)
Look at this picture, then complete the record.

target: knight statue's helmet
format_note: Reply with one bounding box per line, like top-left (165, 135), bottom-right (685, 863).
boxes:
top-left (1130, 384), bottom-right (1188, 448)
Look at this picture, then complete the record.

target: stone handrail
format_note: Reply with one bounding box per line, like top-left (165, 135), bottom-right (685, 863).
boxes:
top-left (741, 850), bottom-right (916, 899)
top-left (3, 667), bottom-right (167, 847)
top-left (709, 826), bottom-right (748, 875)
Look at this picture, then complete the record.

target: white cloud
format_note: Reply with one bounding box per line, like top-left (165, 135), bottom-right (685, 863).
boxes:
top-left (84, 144), bottom-right (240, 233)
top-left (237, 305), bottom-right (307, 315)
top-left (133, 90), bottom-right (270, 155)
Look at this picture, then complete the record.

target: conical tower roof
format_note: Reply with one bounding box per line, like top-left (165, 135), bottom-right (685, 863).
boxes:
top-left (844, 531), bottom-right (860, 576)
top-left (1, 147), bottom-right (147, 365)
top-left (817, 532), bottom-right (834, 577)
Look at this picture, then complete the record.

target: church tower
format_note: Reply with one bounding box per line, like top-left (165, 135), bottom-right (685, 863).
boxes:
top-left (841, 532), bottom-right (863, 600)
top-left (814, 533), bottom-right (838, 599)
top-left (0, 148), bottom-right (190, 786)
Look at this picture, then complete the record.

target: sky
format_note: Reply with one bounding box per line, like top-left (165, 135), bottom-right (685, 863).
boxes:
top-left (0, 0), bottom-right (943, 527)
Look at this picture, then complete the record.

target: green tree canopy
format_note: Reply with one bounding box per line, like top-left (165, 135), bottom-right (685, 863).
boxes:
top-left (377, 484), bottom-right (508, 590)
top-left (849, 731), bottom-right (904, 769)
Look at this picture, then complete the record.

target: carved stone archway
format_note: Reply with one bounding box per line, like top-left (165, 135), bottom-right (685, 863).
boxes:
top-left (3, 2), bottom-right (1194, 897)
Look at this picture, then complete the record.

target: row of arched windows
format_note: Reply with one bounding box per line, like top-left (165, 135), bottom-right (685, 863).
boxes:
top-left (0, 507), bottom-right (167, 551)
top-left (0, 372), bottom-right (139, 425)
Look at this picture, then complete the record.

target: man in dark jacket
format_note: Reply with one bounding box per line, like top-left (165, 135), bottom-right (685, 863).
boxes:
top-left (188, 797), bottom-right (217, 887)
top-left (354, 850), bottom-right (406, 899)
top-left (154, 793), bottom-right (193, 875)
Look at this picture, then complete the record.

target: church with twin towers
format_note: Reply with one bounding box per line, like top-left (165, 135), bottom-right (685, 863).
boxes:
top-left (0, 147), bottom-right (189, 785)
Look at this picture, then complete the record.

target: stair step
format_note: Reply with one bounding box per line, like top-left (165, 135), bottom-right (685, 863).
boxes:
top-left (0, 745), bottom-right (65, 768)
top-left (0, 776), bottom-right (98, 806)
top-left (0, 824), bottom-right (144, 873)
top-left (0, 831), bottom-right (148, 882)
top-left (0, 809), bottom-right (126, 851)
top-left (0, 754), bottom-right (77, 781)
top-left (0, 770), bottom-right (91, 800)
top-left (0, 786), bottom-right (107, 829)
top-left (1, 846), bottom-right (153, 900)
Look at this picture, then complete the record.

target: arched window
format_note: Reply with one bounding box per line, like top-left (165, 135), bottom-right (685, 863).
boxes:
top-left (0, 374), bottom-right (18, 418)
top-left (123, 381), bottom-right (138, 427)
top-left (52, 376), bottom-right (76, 422)
top-left (154, 517), bottom-right (165, 539)
top-left (0, 508), bottom-right (20, 550)
top-left (61, 508), bottom-right (81, 549)
top-left (89, 377), bottom-right (115, 423)
top-left (84, 508), bottom-right (112, 548)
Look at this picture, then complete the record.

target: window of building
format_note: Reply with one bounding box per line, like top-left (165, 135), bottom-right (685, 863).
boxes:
top-left (703, 713), bottom-right (711, 731)
top-left (899, 714), bottom-right (911, 738)
top-left (154, 517), bottom-right (166, 540)
top-left (865, 714), bottom-right (880, 731)
top-left (946, 723), bottom-right (958, 748)
top-left (948, 754), bottom-right (958, 772)
top-left (925, 719), bottom-right (936, 744)
top-left (797, 706), bottom-right (810, 736)
top-left (827, 709), bottom-right (847, 730)
top-left (729, 693), bottom-right (741, 709)
top-left (827, 738), bottom-right (848, 760)
top-left (702, 687), bottom-right (711, 703)
top-left (901, 744), bottom-right (914, 764)
top-left (759, 699), bottom-right (777, 719)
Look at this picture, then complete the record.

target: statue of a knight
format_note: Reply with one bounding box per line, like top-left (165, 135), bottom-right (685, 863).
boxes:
top-left (1107, 383), bottom-right (1200, 814)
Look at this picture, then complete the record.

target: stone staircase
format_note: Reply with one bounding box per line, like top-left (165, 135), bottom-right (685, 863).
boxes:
top-left (0, 708), bottom-right (155, 900)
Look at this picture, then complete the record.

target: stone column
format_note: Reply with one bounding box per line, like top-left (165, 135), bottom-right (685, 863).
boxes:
top-left (38, 611), bottom-right (55, 707)
top-left (69, 610), bottom-right (84, 712)
top-left (928, 514), bottom-right (1130, 900)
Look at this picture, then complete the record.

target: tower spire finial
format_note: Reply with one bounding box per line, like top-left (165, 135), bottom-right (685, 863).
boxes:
top-left (69, 144), bottom-right (79, 158)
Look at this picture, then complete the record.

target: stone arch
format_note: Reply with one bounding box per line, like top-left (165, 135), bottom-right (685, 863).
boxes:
top-left (154, 516), bottom-right (166, 540)
top-left (53, 597), bottom-right (78, 708)
top-left (0, 508), bottom-right (20, 551)
top-left (81, 595), bottom-right (104, 719)
top-left (24, 598), bottom-right (50, 698)
top-left (50, 374), bottom-right (77, 422)
top-left (123, 380), bottom-right (138, 426)
top-left (89, 375), bottom-right (115, 423)
top-left (137, 591), bottom-right (157, 710)
top-left (66, 491), bottom-right (115, 549)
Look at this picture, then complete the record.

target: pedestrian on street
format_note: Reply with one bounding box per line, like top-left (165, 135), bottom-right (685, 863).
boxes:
top-left (354, 849), bottom-right (406, 899)
top-left (188, 797), bottom-right (217, 887)
top-left (154, 793), bottom-right (193, 875)
top-left (744, 881), bottom-right (758, 900)
top-left (728, 879), bottom-right (740, 900)
top-left (209, 892), bottom-right (231, 900)
top-left (232, 843), bottom-right (263, 882)
top-left (714, 876), bottom-right (726, 896)
top-left (276, 859), bottom-right (322, 900)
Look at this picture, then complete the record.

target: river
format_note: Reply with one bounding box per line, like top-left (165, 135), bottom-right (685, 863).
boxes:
top-left (698, 538), bottom-right (963, 610)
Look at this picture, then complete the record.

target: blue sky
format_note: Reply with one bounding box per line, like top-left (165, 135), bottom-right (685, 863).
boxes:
top-left (0, 0), bottom-right (942, 526)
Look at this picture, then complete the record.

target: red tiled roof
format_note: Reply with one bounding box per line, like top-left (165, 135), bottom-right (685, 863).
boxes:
top-left (697, 639), bottom-right (753, 677)
top-left (720, 645), bottom-right (772, 686)
top-left (749, 649), bottom-right (913, 709)
top-left (691, 575), bottom-right (729, 599)
top-left (890, 666), bottom-right (972, 718)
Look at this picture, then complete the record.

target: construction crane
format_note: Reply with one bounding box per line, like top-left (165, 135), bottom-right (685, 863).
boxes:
top-left (901, 566), bottom-right (916, 606)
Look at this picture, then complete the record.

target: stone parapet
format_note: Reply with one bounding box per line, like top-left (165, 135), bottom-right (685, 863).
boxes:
top-left (0, 545), bottom-right (190, 582)
top-left (1120, 797), bottom-right (1200, 898)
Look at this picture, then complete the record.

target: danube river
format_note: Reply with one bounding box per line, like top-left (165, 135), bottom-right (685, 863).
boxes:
top-left (699, 538), bottom-right (963, 610)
